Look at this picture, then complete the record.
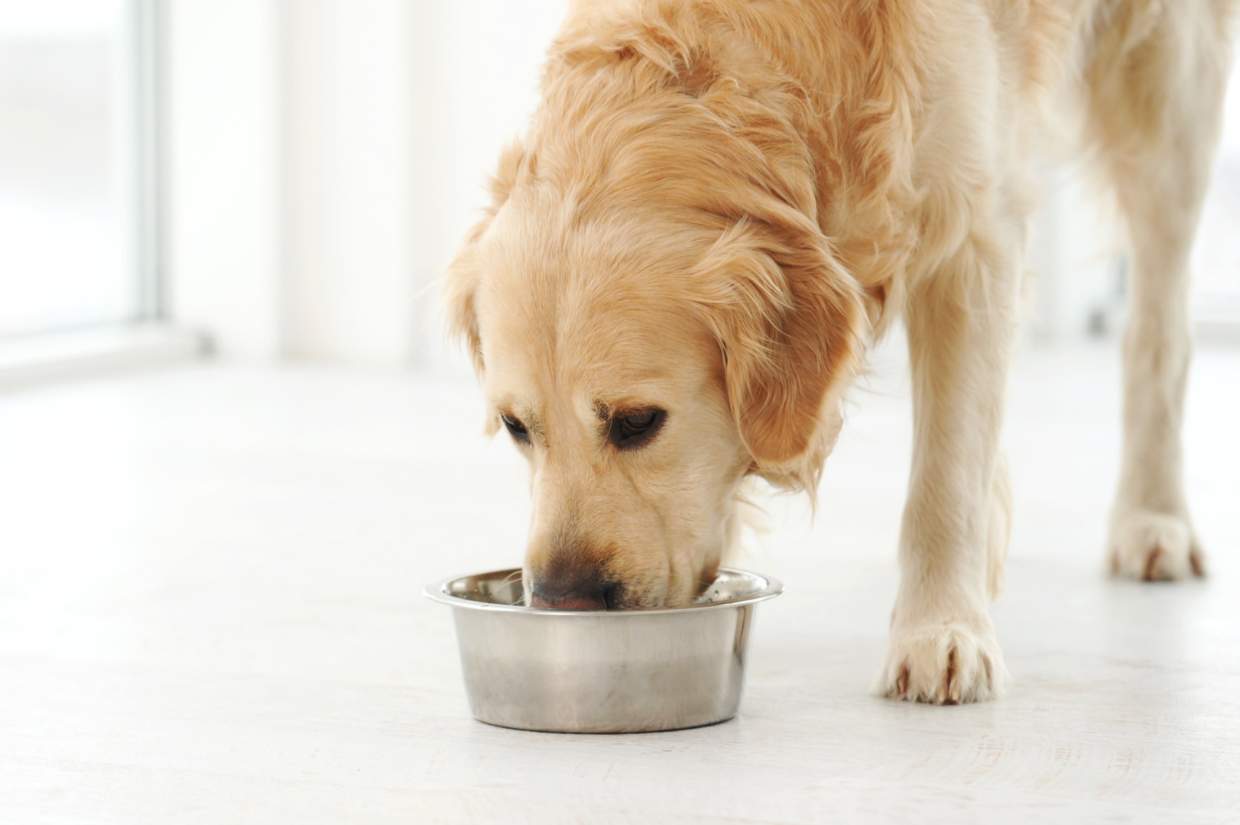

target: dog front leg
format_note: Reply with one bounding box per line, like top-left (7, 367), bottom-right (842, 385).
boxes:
top-left (876, 242), bottom-right (1018, 704)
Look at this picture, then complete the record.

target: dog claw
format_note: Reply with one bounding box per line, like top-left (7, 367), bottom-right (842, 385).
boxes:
top-left (1141, 545), bottom-right (1163, 581)
top-left (894, 662), bottom-right (910, 698)
top-left (942, 647), bottom-right (958, 705)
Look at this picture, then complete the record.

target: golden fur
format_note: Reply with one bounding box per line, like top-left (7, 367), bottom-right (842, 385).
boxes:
top-left (446, 0), bottom-right (1236, 702)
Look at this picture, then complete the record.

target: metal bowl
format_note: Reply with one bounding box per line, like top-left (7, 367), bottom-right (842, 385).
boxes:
top-left (424, 567), bottom-right (782, 733)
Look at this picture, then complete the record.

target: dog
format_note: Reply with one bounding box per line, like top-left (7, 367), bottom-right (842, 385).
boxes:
top-left (443, 0), bottom-right (1236, 703)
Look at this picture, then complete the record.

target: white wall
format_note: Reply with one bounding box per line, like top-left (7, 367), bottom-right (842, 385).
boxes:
top-left (166, 0), bottom-right (418, 364)
top-left (283, 0), bottom-right (414, 364)
top-left (164, 0), bottom-right (568, 367)
top-left (164, 0), bottom-right (283, 359)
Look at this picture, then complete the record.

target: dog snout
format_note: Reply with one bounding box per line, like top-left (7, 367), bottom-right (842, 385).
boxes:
top-left (528, 553), bottom-right (614, 610)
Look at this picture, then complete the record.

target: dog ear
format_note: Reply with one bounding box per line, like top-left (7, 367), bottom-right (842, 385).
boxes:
top-left (694, 217), bottom-right (864, 474)
top-left (444, 141), bottom-right (527, 375)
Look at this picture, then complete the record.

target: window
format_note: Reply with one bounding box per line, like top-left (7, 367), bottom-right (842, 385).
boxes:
top-left (0, 1), bottom-right (156, 339)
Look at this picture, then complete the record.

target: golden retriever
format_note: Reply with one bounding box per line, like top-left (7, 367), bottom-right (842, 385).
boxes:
top-left (444, 0), bottom-right (1236, 703)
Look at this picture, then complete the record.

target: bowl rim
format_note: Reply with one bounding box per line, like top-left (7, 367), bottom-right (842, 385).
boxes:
top-left (423, 566), bottom-right (783, 616)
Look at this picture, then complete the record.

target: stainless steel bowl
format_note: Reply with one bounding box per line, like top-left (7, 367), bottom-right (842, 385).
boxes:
top-left (424, 567), bottom-right (782, 733)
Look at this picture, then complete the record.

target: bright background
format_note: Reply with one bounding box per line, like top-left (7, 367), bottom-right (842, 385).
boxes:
top-left (2, 0), bottom-right (1237, 367)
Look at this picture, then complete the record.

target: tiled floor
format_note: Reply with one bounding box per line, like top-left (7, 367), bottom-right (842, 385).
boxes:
top-left (1, 340), bottom-right (1237, 824)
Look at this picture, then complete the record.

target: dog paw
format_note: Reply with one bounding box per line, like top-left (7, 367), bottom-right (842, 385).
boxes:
top-left (876, 621), bottom-right (1007, 704)
top-left (1109, 510), bottom-right (1205, 582)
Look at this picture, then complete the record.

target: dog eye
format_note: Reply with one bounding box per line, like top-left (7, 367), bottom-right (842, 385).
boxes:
top-left (608, 408), bottom-right (666, 450)
top-left (500, 413), bottom-right (530, 445)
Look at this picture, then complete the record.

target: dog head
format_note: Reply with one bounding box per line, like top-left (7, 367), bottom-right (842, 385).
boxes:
top-left (444, 28), bottom-right (864, 608)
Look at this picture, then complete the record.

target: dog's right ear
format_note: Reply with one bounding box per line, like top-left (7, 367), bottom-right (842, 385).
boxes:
top-left (691, 215), bottom-right (864, 489)
top-left (444, 141), bottom-right (527, 376)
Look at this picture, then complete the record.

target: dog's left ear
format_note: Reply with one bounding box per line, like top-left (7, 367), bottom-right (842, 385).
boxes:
top-left (693, 216), bottom-right (865, 475)
top-left (444, 141), bottom-right (527, 376)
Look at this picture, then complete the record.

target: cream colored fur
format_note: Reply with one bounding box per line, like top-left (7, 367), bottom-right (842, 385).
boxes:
top-left (446, 0), bottom-right (1237, 703)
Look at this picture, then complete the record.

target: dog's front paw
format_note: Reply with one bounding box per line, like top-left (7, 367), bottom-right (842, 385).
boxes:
top-left (876, 620), bottom-right (1007, 704)
top-left (1109, 509), bottom-right (1205, 582)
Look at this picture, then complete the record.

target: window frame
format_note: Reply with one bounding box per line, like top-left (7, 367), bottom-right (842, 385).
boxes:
top-left (133, 0), bottom-right (163, 325)
top-left (0, 0), bottom-right (206, 386)
top-left (0, 0), bottom-right (161, 339)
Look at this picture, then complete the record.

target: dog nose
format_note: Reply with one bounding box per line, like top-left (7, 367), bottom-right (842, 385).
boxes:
top-left (527, 557), bottom-right (611, 610)
top-left (529, 592), bottom-right (607, 610)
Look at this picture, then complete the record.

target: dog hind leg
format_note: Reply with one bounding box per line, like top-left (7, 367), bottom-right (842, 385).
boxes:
top-left (1084, 2), bottom-right (1235, 581)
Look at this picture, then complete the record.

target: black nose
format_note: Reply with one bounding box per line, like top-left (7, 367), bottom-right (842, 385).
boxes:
top-left (528, 559), bottom-right (613, 610)
top-left (529, 590), bottom-right (607, 610)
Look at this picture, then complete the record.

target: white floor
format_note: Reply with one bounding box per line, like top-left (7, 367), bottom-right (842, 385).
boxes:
top-left (1, 342), bottom-right (1238, 824)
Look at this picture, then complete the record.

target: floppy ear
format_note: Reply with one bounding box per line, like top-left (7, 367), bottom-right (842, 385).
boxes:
top-left (693, 217), bottom-right (864, 477)
top-left (444, 141), bottom-right (527, 376)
